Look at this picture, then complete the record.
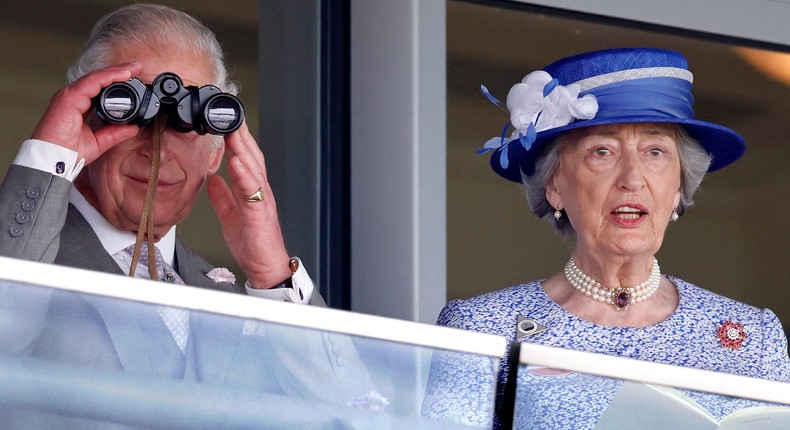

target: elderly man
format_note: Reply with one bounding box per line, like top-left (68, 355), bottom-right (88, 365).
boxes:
top-left (0, 5), bottom-right (376, 426)
top-left (0, 5), bottom-right (319, 303)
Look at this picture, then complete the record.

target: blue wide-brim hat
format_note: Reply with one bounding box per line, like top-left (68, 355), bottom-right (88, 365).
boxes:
top-left (480, 48), bottom-right (746, 183)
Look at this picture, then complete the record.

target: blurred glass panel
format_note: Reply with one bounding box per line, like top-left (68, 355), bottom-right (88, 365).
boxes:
top-left (0, 257), bottom-right (503, 429)
top-left (515, 343), bottom-right (790, 429)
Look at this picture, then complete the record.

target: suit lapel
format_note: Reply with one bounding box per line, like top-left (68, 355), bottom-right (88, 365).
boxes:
top-left (55, 206), bottom-right (184, 376)
top-left (174, 240), bottom-right (244, 294)
top-left (174, 240), bottom-right (244, 383)
top-left (54, 204), bottom-right (124, 275)
top-left (54, 206), bottom-right (246, 382)
top-left (82, 294), bottom-right (185, 377)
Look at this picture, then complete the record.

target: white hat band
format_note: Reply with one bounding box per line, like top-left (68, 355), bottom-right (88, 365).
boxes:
top-left (574, 67), bottom-right (694, 93)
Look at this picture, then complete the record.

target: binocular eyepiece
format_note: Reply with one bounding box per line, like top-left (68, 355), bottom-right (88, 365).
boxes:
top-left (95, 72), bottom-right (244, 135)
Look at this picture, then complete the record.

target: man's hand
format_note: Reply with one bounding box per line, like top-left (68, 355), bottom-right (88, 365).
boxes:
top-left (31, 62), bottom-right (143, 165)
top-left (207, 122), bottom-right (293, 289)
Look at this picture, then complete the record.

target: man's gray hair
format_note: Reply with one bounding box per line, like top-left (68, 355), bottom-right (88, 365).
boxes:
top-left (67, 3), bottom-right (237, 95)
top-left (523, 125), bottom-right (712, 236)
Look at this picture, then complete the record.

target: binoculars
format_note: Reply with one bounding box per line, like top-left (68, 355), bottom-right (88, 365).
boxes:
top-left (95, 72), bottom-right (244, 135)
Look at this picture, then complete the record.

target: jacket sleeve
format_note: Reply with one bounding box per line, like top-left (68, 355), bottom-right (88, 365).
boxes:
top-left (0, 164), bottom-right (71, 263)
top-left (759, 307), bottom-right (790, 382)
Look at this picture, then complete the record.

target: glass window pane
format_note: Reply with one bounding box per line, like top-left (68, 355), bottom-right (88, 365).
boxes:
top-left (516, 343), bottom-right (790, 429)
top-left (0, 258), bottom-right (503, 428)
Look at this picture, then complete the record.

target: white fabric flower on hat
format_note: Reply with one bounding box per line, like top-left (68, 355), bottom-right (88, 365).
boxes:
top-left (567, 89), bottom-right (598, 120)
top-left (507, 71), bottom-right (553, 131)
top-left (479, 70), bottom-right (598, 168)
top-left (508, 70), bottom-right (597, 136)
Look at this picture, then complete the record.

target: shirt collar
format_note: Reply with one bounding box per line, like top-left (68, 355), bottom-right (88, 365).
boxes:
top-left (69, 187), bottom-right (176, 267)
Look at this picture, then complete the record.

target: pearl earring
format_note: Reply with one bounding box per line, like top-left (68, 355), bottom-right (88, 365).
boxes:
top-left (671, 209), bottom-right (679, 222)
top-left (554, 207), bottom-right (562, 220)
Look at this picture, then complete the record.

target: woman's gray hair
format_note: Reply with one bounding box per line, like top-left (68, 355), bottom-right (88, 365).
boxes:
top-left (523, 125), bottom-right (712, 236)
top-left (67, 3), bottom-right (237, 95)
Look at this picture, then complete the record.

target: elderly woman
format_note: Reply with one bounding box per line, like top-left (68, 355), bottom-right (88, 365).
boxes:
top-left (428, 48), bottom-right (790, 429)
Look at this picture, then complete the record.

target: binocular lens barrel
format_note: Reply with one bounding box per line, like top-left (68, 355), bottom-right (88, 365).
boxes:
top-left (98, 83), bottom-right (140, 122)
top-left (204, 94), bottom-right (243, 133)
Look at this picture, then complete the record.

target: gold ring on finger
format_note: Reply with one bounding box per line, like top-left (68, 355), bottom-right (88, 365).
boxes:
top-left (243, 187), bottom-right (265, 202)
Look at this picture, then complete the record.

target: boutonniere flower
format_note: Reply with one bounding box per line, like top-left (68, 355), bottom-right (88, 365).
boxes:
top-left (716, 320), bottom-right (747, 350)
top-left (346, 391), bottom-right (390, 411)
top-left (206, 267), bottom-right (236, 284)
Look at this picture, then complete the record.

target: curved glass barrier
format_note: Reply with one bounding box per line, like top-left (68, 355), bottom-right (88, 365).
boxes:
top-left (515, 343), bottom-right (790, 430)
top-left (0, 256), bottom-right (505, 429)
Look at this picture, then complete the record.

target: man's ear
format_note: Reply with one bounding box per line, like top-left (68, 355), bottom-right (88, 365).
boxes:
top-left (207, 141), bottom-right (225, 175)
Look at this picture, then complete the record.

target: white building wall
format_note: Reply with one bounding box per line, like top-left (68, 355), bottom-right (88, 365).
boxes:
top-left (350, 0), bottom-right (447, 323)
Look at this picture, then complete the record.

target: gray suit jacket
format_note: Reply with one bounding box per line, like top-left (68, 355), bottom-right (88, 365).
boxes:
top-left (0, 165), bottom-right (374, 427)
top-left (0, 164), bottom-right (323, 303)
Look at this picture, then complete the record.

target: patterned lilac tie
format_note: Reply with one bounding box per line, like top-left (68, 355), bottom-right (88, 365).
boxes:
top-left (125, 243), bottom-right (190, 353)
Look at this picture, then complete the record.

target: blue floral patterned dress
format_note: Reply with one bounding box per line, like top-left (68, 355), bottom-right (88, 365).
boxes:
top-left (424, 276), bottom-right (790, 429)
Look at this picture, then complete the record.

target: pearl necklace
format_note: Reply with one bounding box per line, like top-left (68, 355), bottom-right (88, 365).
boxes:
top-left (563, 257), bottom-right (661, 311)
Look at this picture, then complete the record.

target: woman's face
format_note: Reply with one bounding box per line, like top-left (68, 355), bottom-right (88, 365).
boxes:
top-left (546, 123), bottom-right (682, 260)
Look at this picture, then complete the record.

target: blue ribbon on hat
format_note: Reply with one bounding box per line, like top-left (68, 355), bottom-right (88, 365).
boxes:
top-left (587, 77), bottom-right (694, 121)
